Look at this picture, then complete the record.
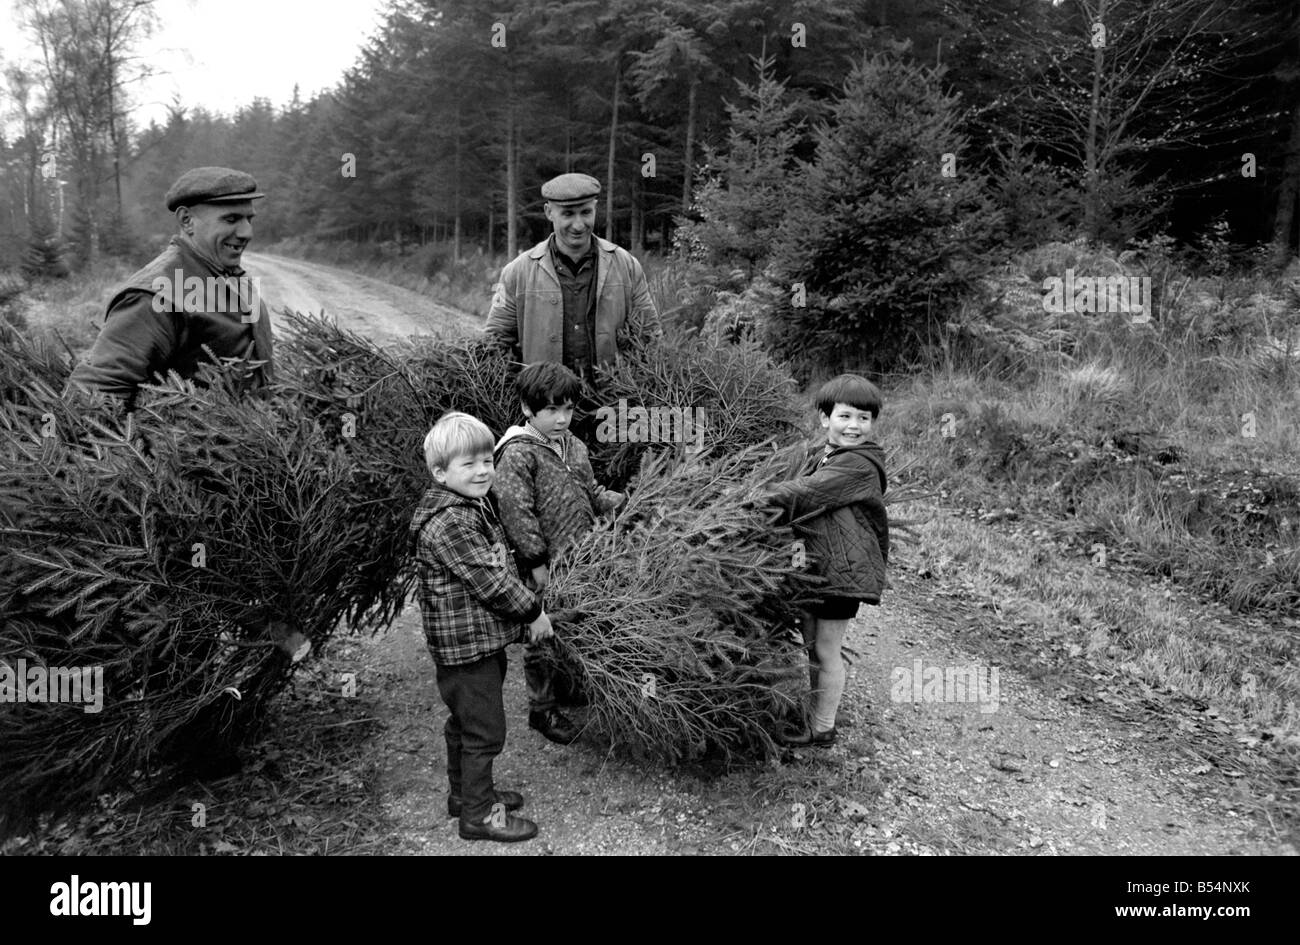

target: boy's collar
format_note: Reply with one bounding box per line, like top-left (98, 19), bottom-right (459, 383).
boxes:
top-left (525, 420), bottom-right (563, 444)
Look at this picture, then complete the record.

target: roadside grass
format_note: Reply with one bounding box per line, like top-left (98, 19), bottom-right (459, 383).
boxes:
top-left (887, 285), bottom-right (1300, 622)
top-left (4, 261), bottom-right (132, 357)
top-left (893, 497), bottom-right (1300, 834)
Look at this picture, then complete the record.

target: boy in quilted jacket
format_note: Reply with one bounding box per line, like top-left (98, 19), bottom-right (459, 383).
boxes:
top-left (410, 411), bottom-right (556, 842)
top-left (764, 374), bottom-right (889, 747)
top-left (491, 362), bottom-right (625, 745)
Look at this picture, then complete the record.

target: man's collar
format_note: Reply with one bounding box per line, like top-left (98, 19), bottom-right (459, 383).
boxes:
top-left (547, 233), bottom-right (597, 268)
top-left (173, 233), bottom-right (244, 277)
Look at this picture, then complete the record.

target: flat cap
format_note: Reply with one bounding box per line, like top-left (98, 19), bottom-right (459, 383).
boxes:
top-left (541, 172), bottom-right (600, 206)
top-left (165, 166), bottom-right (265, 211)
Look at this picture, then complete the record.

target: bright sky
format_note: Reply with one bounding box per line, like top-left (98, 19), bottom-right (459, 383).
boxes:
top-left (1, 0), bottom-right (389, 128)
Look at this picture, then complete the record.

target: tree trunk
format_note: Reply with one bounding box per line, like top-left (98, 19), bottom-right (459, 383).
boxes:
top-left (506, 96), bottom-right (518, 259)
top-left (606, 64), bottom-right (620, 242)
top-left (1273, 97), bottom-right (1300, 266)
top-left (631, 184), bottom-right (643, 255)
top-left (454, 103), bottom-right (463, 263)
top-left (681, 77), bottom-right (698, 214)
top-left (1083, 0), bottom-right (1109, 242)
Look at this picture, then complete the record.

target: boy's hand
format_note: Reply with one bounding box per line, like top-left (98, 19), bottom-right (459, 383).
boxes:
top-left (531, 563), bottom-right (550, 590)
top-left (528, 611), bottom-right (554, 644)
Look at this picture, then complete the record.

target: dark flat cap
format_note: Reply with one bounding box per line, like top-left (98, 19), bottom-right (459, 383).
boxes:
top-left (541, 172), bottom-right (600, 206)
top-left (165, 166), bottom-right (265, 211)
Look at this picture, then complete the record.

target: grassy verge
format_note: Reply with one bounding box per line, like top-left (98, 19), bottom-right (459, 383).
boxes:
top-left (1, 260), bottom-right (133, 357)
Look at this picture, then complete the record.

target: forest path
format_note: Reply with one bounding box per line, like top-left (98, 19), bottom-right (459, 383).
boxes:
top-left (246, 252), bottom-right (481, 340)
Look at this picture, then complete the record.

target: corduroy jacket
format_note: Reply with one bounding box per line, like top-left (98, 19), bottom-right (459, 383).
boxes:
top-left (491, 423), bottom-right (623, 570)
top-left (765, 440), bottom-right (890, 605)
top-left (67, 236), bottom-right (274, 408)
top-left (483, 235), bottom-right (660, 367)
top-left (409, 482), bottom-right (542, 666)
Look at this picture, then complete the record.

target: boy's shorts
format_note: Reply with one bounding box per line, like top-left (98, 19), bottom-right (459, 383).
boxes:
top-left (809, 596), bottom-right (860, 621)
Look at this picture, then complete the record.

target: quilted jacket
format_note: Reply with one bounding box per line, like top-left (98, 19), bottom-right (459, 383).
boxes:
top-left (765, 440), bottom-right (890, 605)
top-left (409, 482), bottom-right (542, 666)
top-left (491, 423), bottom-right (622, 570)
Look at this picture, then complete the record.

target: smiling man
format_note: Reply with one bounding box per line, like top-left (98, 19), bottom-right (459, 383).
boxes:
top-left (484, 172), bottom-right (660, 383)
top-left (67, 166), bottom-right (274, 410)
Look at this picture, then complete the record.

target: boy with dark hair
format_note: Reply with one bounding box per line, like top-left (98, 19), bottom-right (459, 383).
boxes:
top-left (492, 361), bottom-right (624, 745)
top-left (410, 411), bottom-right (555, 842)
top-left (764, 374), bottom-right (889, 747)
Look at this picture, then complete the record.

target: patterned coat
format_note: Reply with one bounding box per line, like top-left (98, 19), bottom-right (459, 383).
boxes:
top-left (491, 424), bottom-right (622, 570)
top-left (409, 482), bottom-right (542, 666)
top-left (765, 440), bottom-right (890, 605)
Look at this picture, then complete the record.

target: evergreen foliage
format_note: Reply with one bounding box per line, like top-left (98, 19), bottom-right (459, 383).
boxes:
top-left (4, 315), bottom-right (896, 818)
top-left (765, 53), bottom-right (1001, 373)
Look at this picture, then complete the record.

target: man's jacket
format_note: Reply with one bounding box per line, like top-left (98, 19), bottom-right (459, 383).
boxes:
top-left (409, 483), bottom-right (542, 666)
top-left (765, 441), bottom-right (890, 605)
top-left (491, 424), bottom-right (622, 570)
top-left (67, 236), bottom-right (274, 407)
top-left (483, 236), bottom-right (660, 366)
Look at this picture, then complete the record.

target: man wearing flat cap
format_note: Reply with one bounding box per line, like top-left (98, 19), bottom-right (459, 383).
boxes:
top-left (67, 166), bottom-right (274, 409)
top-left (484, 173), bottom-right (660, 747)
top-left (484, 172), bottom-right (660, 380)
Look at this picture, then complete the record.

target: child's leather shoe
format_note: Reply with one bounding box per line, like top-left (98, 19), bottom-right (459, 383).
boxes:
top-left (459, 804), bottom-right (538, 843)
top-left (529, 708), bottom-right (579, 744)
top-left (808, 726), bottom-right (837, 747)
top-left (447, 789), bottom-right (524, 818)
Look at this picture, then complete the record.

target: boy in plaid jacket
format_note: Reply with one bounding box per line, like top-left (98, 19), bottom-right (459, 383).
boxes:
top-left (491, 362), bottom-right (624, 745)
top-left (409, 411), bottom-right (555, 843)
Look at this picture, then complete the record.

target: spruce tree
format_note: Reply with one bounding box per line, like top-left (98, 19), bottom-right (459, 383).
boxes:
top-left (767, 53), bottom-right (1001, 373)
top-left (676, 53), bottom-right (805, 279)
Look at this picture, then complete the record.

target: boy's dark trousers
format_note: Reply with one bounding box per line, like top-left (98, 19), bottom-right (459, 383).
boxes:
top-left (434, 649), bottom-right (508, 823)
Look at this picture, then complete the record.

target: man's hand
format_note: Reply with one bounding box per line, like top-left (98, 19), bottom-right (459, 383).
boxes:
top-left (531, 563), bottom-right (550, 590)
top-left (528, 611), bottom-right (554, 644)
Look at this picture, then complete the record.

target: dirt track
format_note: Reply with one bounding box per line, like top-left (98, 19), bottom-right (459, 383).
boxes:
top-left (245, 252), bottom-right (482, 340)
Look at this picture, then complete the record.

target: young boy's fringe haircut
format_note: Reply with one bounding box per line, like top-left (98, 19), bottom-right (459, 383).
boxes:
top-left (424, 411), bottom-right (494, 474)
top-left (815, 374), bottom-right (884, 419)
top-left (517, 361), bottom-right (583, 414)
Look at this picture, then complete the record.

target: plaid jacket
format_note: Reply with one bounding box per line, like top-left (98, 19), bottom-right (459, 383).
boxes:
top-left (491, 423), bottom-right (622, 569)
top-left (409, 483), bottom-right (542, 666)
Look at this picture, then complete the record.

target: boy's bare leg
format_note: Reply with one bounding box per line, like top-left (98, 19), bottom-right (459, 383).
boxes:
top-left (810, 618), bottom-right (849, 734)
top-left (800, 610), bottom-right (820, 707)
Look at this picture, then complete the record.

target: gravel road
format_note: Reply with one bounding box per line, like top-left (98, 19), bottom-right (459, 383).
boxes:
top-left (245, 252), bottom-right (482, 340)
